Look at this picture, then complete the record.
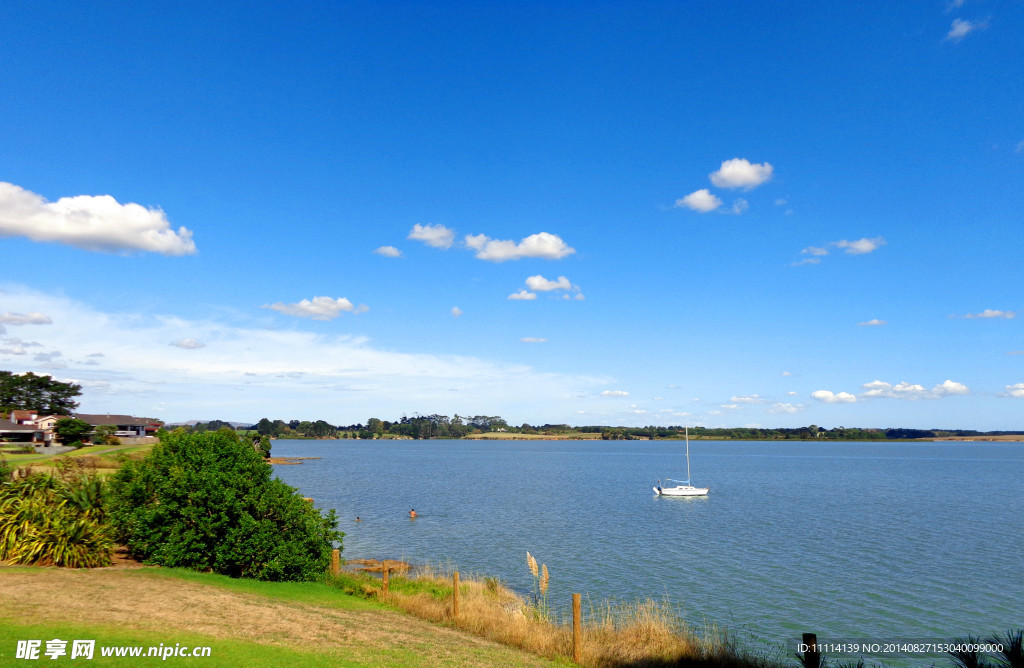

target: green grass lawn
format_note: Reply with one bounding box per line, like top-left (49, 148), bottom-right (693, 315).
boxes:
top-left (0, 621), bottom-right (368, 667)
top-left (0, 566), bottom-right (562, 668)
top-left (1, 442), bottom-right (156, 470)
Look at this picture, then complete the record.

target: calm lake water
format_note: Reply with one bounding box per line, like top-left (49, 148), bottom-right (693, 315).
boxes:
top-left (271, 439), bottom-right (1023, 664)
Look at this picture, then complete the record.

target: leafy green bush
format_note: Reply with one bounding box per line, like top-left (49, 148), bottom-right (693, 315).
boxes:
top-left (53, 417), bottom-right (94, 445)
top-left (0, 472), bottom-right (113, 567)
top-left (108, 430), bottom-right (341, 581)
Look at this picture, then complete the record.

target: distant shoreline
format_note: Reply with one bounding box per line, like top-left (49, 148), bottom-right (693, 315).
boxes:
top-left (462, 432), bottom-right (602, 440)
top-left (261, 434), bottom-right (1024, 442)
top-left (929, 434), bottom-right (1024, 441)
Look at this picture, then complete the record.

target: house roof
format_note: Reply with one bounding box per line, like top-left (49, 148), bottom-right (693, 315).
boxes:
top-left (74, 414), bottom-right (156, 427)
top-left (11, 410), bottom-right (38, 421)
top-left (0, 417), bottom-right (42, 433)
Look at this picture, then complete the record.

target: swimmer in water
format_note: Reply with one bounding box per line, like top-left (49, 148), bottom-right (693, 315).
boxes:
top-left (409, 508), bottom-right (417, 518)
top-left (355, 517), bottom-right (362, 522)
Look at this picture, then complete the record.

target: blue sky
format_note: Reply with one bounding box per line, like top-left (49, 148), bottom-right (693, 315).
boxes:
top-left (1, 1), bottom-right (1022, 429)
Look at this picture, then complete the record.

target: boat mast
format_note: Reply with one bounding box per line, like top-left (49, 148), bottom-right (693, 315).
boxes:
top-left (685, 426), bottom-right (691, 482)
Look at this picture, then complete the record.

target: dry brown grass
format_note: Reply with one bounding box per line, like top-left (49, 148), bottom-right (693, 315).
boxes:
top-left (353, 566), bottom-right (754, 668)
top-left (383, 571), bottom-right (571, 660)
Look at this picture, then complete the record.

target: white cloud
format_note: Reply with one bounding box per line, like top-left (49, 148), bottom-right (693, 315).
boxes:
top-left (0, 182), bottom-right (196, 256)
top-left (1002, 383), bottom-right (1024, 398)
top-left (601, 390), bottom-right (630, 397)
top-left (0, 311), bottom-right (53, 325)
top-left (878, 381), bottom-right (925, 398)
top-left (408, 223), bottom-right (455, 249)
top-left (709, 158), bottom-right (774, 190)
top-left (464, 232), bottom-right (575, 262)
top-left (769, 402), bottom-right (805, 415)
top-left (797, 238), bottom-right (885, 264)
top-left (451, 306), bottom-right (463, 318)
top-left (858, 319), bottom-right (887, 327)
top-left (525, 275), bottom-right (572, 292)
top-left (520, 337), bottom-right (547, 343)
top-left (792, 245), bottom-right (828, 266)
top-left (731, 198), bottom-right (749, 214)
top-left (507, 289), bottom-right (537, 301)
top-left (964, 309), bottom-right (1015, 319)
top-left (374, 245), bottom-right (402, 258)
top-left (836, 237), bottom-right (886, 254)
top-left (935, 379), bottom-right (969, 396)
top-left (730, 394), bottom-right (766, 404)
top-left (1015, 141), bottom-right (1024, 154)
top-left (946, 17), bottom-right (987, 42)
top-left (860, 379), bottom-right (969, 400)
top-left (0, 285), bottom-right (612, 421)
top-left (170, 338), bottom-right (206, 349)
top-left (675, 189), bottom-right (722, 213)
top-left (811, 390), bottom-right (857, 404)
top-left (263, 296), bottom-right (368, 320)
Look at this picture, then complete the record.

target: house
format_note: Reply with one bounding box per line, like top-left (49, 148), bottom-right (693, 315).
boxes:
top-left (0, 416), bottom-right (46, 445)
top-left (10, 409), bottom-right (41, 424)
top-left (74, 414), bottom-right (161, 438)
top-left (2, 410), bottom-right (60, 445)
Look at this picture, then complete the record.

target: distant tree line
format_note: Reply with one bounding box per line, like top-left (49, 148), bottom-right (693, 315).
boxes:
top-left (238, 414), bottom-right (510, 440)
top-left (169, 415), bottom-right (1024, 442)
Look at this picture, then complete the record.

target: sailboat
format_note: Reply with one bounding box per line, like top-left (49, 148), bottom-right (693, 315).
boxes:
top-left (653, 427), bottom-right (709, 496)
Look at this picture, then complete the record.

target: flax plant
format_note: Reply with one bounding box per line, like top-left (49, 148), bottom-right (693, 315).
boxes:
top-left (0, 472), bottom-right (113, 567)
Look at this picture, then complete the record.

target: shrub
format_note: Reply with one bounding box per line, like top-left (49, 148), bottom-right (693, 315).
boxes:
top-left (53, 417), bottom-right (94, 445)
top-left (0, 471), bottom-right (114, 567)
top-left (108, 430), bottom-right (341, 581)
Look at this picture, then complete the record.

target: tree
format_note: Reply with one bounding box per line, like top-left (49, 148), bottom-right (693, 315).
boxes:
top-left (108, 430), bottom-right (341, 581)
top-left (53, 418), bottom-right (94, 445)
top-left (0, 371), bottom-right (82, 415)
top-left (255, 418), bottom-right (275, 436)
top-left (94, 424), bottom-right (119, 445)
top-left (251, 434), bottom-right (272, 458)
top-left (309, 420), bottom-right (336, 438)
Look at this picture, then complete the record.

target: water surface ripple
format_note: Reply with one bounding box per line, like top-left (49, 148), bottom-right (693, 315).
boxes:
top-left (271, 439), bottom-right (1023, 659)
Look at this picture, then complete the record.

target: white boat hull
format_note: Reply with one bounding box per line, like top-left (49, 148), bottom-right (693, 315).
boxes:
top-left (654, 485), bottom-right (709, 497)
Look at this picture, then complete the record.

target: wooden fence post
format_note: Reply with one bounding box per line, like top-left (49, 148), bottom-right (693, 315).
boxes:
top-left (330, 549), bottom-right (340, 576)
top-left (572, 593), bottom-right (582, 664)
top-left (382, 565), bottom-right (389, 594)
top-left (802, 632), bottom-right (820, 668)
top-left (453, 571), bottom-right (460, 620)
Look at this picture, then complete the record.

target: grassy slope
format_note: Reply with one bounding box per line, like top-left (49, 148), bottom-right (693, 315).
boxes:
top-left (0, 442), bottom-right (156, 476)
top-left (0, 566), bottom-right (562, 667)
